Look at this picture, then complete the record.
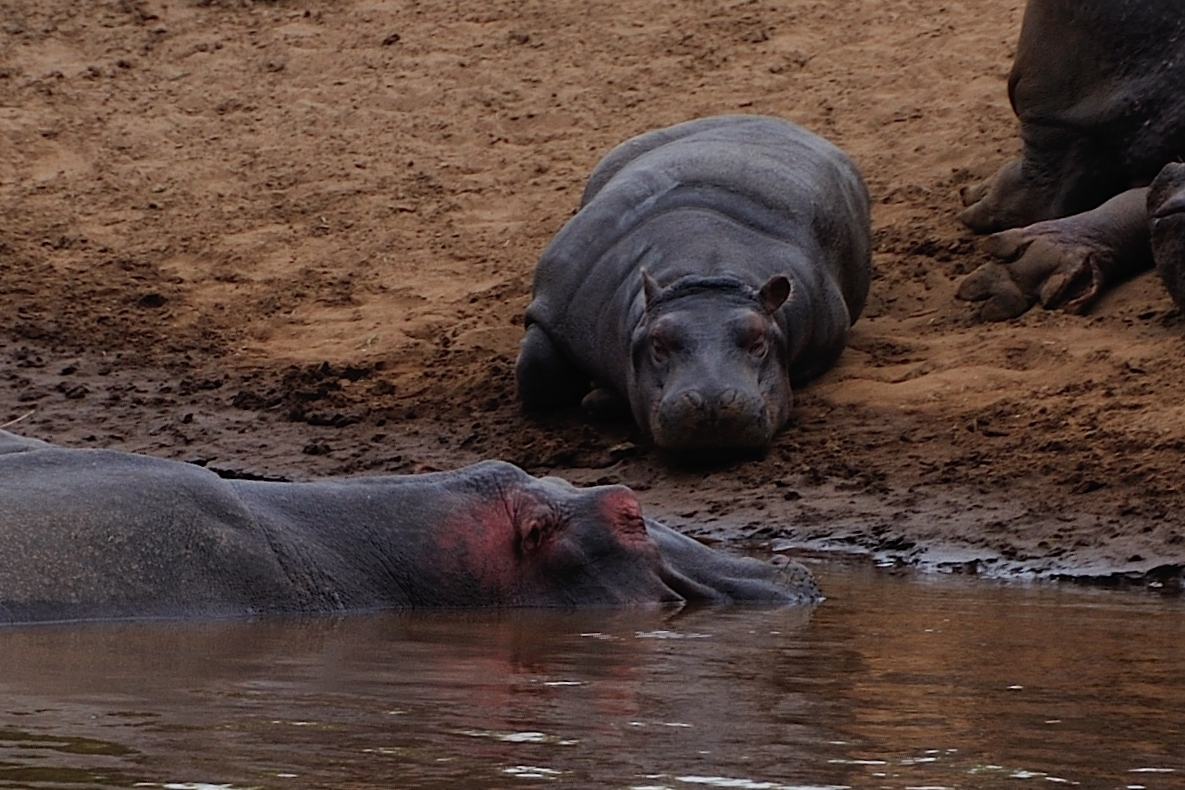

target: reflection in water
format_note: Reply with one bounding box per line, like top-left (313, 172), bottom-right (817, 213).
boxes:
top-left (0, 562), bottom-right (1183, 789)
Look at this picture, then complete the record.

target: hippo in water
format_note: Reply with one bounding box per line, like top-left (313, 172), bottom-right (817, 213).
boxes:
top-left (956, 0), bottom-right (1185, 320)
top-left (0, 430), bottom-right (818, 623)
top-left (516, 115), bottom-right (871, 452)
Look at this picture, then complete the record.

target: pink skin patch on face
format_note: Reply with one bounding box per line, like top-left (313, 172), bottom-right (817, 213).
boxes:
top-left (595, 487), bottom-right (650, 546)
top-left (433, 493), bottom-right (523, 596)
top-left (432, 484), bottom-right (658, 603)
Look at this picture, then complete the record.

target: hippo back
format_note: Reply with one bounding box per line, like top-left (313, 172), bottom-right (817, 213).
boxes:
top-left (0, 440), bottom-right (297, 622)
top-left (524, 115), bottom-right (870, 393)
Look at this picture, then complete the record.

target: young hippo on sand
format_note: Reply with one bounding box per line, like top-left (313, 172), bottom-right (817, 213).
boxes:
top-left (517, 115), bottom-right (871, 453)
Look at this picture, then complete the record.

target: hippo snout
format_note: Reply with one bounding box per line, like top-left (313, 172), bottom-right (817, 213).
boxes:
top-left (1150, 163), bottom-right (1185, 314)
top-left (652, 386), bottom-right (773, 450)
top-left (1150, 163), bottom-right (1185, 220)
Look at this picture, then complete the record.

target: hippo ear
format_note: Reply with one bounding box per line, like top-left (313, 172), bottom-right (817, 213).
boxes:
top-left (641, 269), bottom-right (663, 311)
top-left (517, 511), bottom-right (557, 556)
top-left (758, 275), bottom-right (792, 314)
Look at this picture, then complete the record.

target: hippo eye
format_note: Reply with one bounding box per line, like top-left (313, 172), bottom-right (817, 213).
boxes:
top-left (651, 337), bottom-right (670, 364)
top-left (649, 323), bottom-right (680, 364)
top-left (740, 327), bottom-right (768, 359)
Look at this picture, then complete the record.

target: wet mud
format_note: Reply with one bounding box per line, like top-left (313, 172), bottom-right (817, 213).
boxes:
top-left (3, 0), bottom-right (1184, 589)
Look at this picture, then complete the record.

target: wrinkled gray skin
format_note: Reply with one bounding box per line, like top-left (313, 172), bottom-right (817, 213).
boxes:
top-left (0, 430), bottom-right (818, 624)
top-left (957, 0), bottom-right (1185, 320)
top-left (1149, 163), bottom-right (1185, 309)
top-left (517, 115), bottom-right (870, 451)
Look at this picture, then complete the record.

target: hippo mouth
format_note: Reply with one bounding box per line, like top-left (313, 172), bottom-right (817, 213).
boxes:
top-left (649, 393), bottom-right (775, 453)
top-left (652, 425), bottom-right (773, 453)
top-left (644, 518), bottom-right (822, 606)
top-left (1152, 191), bottom-right (1185, 220)
top-left (657, 563), bottom-right (734, 604)
top-left (1147, 181), bottom-right (1185, 221)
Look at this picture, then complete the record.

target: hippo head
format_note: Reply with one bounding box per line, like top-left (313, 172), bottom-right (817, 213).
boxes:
top-left (431, 463), bottom-right (818, 607)
top-left (1149, 162), bottom-right (1185, 311)
top-left (627, 272), bottom-right (794, 452)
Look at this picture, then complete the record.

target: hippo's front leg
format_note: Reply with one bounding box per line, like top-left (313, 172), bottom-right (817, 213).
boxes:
top-left (515, 324), bottom-right (591, 411)
top-left (956, 187), bottom-right (1153, 321)
top-left (580, 385), bottom-right (631, 420)
top-left (958, 157), bottom-right (1056, 233)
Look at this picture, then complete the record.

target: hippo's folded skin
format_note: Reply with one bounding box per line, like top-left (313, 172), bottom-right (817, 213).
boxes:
top-left (0, 430), bottom-right (819, 623)
top-left (517, 115), bottom-right (871, 452)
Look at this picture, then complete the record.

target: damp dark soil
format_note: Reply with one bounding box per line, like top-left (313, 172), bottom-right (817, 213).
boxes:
top-left (3, 0), bottom-right (1184, 589)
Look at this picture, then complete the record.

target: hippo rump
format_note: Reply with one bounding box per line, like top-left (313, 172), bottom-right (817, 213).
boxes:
top-left (0, 430), bottom-right (818, 624)
top-left (516, 115), bottom-right (871, 452)
top-left (956, 0), bottom-right (1185, 320)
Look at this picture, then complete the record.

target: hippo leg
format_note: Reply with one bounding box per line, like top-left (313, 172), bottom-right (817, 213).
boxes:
top-left (956, 187), bottom-right (1153, 321)
top-left (515, 324), bottom-right (590, 410)
top-left (959, 120), bottom-right (1132, 235)
top-left (1149, 163), bottom-right (1185, 313)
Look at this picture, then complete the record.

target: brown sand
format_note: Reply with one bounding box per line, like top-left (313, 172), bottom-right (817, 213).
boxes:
top-left (3, 0), bottom-right (1183, 588)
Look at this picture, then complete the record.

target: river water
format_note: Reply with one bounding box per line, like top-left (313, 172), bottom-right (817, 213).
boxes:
top-left (1, 561), bottom-right (1183, 790)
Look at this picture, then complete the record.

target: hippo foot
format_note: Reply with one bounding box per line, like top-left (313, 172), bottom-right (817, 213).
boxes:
top-left (957, 157), bottom-right (1053, 234)
top-left (958, 175), bottom-right (992, 214)
top-left (956, 226), bottom-right (1106, 320)
top-left (582, 386), bottom-right (630, 420)
top-left (957, 187), bottom-right (1153, 321)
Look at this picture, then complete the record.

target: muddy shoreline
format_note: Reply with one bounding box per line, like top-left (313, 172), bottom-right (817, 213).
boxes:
top-left (3, 0), bottom-right (1184, 593)
top-left (6, 332), bottom-right (1183, 593)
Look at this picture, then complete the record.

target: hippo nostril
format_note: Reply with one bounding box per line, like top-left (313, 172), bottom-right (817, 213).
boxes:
top-left (653, 386), bottom-right (776, 449)
top-left (658, 390), bottom-right (710, 424)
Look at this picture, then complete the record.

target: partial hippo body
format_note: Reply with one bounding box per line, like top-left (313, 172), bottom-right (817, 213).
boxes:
top-left (517, 115), bottom-right (871, 452)
top-left (1149, 163), bottom-right (1185, 307)
top-left (957, 0), bottom-right (1185, 320)
top-left (0, 430), bottom-right (818, 624)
